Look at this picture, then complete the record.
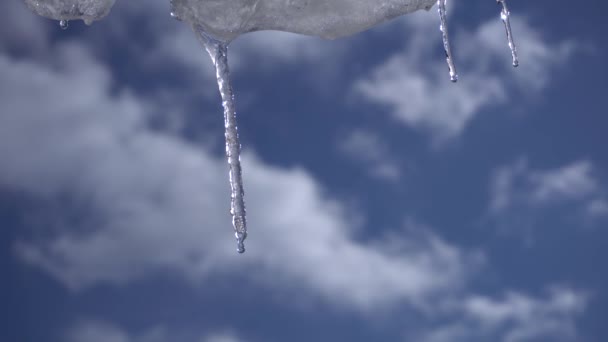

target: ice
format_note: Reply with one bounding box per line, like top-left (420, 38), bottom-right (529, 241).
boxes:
top-left (170, 0), bottom-right (436, 42)
top-left (497, 0), bottom-right (519, 67)
top-left (195, 27), bottom-right (248, 254)
top-left (437, 0), bottom-right (458, 82)
top-left (23, 0), bottom-right (117, 25)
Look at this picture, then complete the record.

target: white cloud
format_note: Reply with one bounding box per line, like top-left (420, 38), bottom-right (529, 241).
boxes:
top-left (586, 198), bottom-right (608, 220)
top-left (486, 158), bottom-right (606, 240)
top-left (529, 161), bottom-right (597, 204)
top-left (337, 130), bottom-right (402, 182)
top-left (66, 319), bottom-right (242, 342)
top-left (490, 159), bottom-right (602, 214)
top-left (67, 320), bottom-right (130, 342)
top-left (0, 1), bottom-right (49, 54)
top-left (464, 288), bottom-right (587, 342)
top-left (415, 287), bottom-right (587, 342)
top-left (354, 13), bottom-right (575, 142)
top-left (1, 40), bottom-right (473, 312)
top-left (202, 331), bottom-right (245, 342)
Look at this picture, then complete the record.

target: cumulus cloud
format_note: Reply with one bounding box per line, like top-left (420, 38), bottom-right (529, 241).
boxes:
top-left (1, 37), bottom-right (474, 312)
top-left (354, 13), bottom-right (575, 142)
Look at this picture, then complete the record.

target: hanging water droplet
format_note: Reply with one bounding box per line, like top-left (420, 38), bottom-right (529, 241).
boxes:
top-left (497, 0), bottom-right (519, 67)
top-left (194, 26), bottom-right (248, 254)
top-left (170, 11), bottom-right (181, 21)
top-left (59, 19), bottom-right (69, 30)
top-left (437, 0), bottom-right (458, 82)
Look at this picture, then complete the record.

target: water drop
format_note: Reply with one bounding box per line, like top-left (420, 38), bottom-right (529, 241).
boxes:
top-left (437, 0), bottom-right (458, 82)
top-left (497, 0), bottom-right (519, 67)
top-left (59, 19), bottom-right (68, 30)
top-left (194, 26), bottom-right (248, 254)
top-left (170, 11), bottom-right (181, 21)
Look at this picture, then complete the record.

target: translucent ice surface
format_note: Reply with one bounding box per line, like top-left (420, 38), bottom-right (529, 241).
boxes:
top-left (170, 0), bottom-right (437, 41)
top-left (194, 28), bottom-right (248, 254)
top-left (497, 0), bottom-right (519, 67)
top-left (23, 0), bottom-right (116, 25)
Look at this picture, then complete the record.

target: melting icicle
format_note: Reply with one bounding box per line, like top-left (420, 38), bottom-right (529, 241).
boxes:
top-left (194, 27), bottom-right (248, 254)
top-left (497, 0), bottom-right (519, 67)
top-left (59, 19), bottom-right (69, 30)
top-left (437, 0), bottom-right (458, 82)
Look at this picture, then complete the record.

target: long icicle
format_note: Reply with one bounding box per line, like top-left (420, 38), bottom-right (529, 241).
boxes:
top-left (195, 27), bottom-right (248, 254)
top-left (497, 0), bottom-right (519, 67)
top-left (437, 0), bottom-right (458, 82)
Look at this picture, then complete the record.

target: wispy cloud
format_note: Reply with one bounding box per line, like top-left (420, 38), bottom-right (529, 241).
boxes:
top-left (489, 158), bottom-right (604, 216)
top-left (354, 13), bottom-right (576, 143)
top-left (202, 331), bottom-right (245, 342)
top-left (336, 129), bottom-right (402, 182)
top-left (66, 319), bottom-right (244, 342)
top-left (415, 287), bottom-right (587, 342)
top-left (485, 158), bottom-right (607, 242)
top-left (586, 198), bottom-right (608, 220)
top-left (67, 320), bottom-right (131, 342)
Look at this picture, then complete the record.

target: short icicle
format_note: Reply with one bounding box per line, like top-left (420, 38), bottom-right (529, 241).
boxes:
top-left (59, 19), bottom-right (69, 30)
top-left (194, 27), bottom-right (248, 254)
top-left (497, 0), bottom-right (519, 67)
top-left (437, 0), bottom-right (458, 82)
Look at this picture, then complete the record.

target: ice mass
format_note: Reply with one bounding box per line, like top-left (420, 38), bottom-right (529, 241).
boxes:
top-left (22, 0), bottom-right (519, 253)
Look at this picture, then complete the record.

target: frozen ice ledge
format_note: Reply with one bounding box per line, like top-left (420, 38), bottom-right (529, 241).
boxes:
top-left (24, 0), bottom-right (437, 40)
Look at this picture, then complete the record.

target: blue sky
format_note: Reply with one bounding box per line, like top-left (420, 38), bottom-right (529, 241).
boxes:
top-left (1, 1), bottom-right (607, 341)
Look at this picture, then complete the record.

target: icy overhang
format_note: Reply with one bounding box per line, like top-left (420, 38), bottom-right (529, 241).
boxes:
top-left (23, 0), bottom-right (437, 40)
top-left (169, 0), bottom-right (436, 41)
top-left (23, 0), bottom-right (117, 25)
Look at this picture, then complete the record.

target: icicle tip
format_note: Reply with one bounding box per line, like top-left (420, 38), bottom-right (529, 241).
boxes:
top-left (236, 231), bottom-right (247, 254)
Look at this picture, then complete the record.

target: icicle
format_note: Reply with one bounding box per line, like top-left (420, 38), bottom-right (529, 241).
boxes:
top-left (194, 27), bottom-right (248, 254)
top-left (497, 0), bottom-right (518, 67)
top-left (437, 0), bottom-right (458, 82)
top-left (59, 19), bottom-right (69, 30)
